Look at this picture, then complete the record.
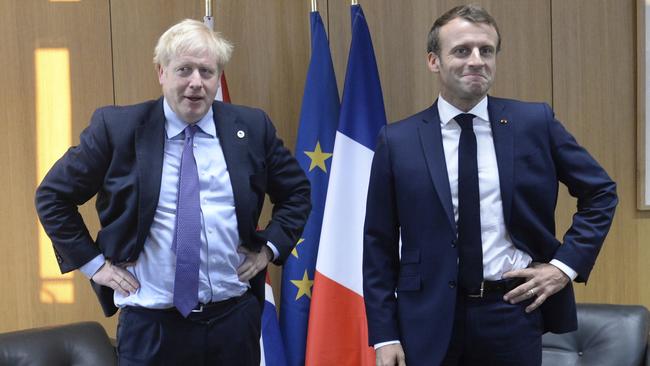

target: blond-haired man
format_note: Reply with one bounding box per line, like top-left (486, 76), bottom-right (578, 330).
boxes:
top-left (36, 19), bottom-right (310, 365)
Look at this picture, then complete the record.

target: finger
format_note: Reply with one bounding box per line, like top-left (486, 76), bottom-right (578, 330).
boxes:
top-left (110, 278), bottom-right (130, 296)
top-left (502, 268), bottom-right (532, 279)
top-left (504, 282), bottom-right (534, 302)
top-left (525, 293), bottom-right (547, 313)
top-left (506, 284), bottom-right (539, 304)
top-left (237, 259), bottom-right (252, 276)
top-left (112, 267), bottom-right (140, 290)
top-left (237, 246), bottom-right (251, 254)
top-left (239, 267), bottom-right (256, 282)
top-left (119, 276), bottom-right (139, 293)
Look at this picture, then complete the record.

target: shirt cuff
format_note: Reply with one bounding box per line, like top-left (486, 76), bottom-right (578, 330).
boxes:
top-left (374, 340), bottom-right (400, 350)
top-left (266, 241), bottom-right (279, 261)
top-left (79, 254), bottom-right (106, 279)
top-left (549, 259), bottom-right (578, 281)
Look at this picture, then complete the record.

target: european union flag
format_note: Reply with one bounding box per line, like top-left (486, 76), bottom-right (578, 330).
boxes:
top-left (279, 10), bottom-right (340, 366)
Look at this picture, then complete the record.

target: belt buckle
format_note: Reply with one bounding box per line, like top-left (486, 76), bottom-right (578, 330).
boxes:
top-left (467, 282), bottom-right (484, 298)
top-left (191, 304), bottom-right (205, 313)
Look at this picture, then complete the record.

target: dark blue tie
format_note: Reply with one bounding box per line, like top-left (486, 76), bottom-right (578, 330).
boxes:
top-left (455, 113), bottom-right (483, 291)
top-left (173, 124), bottom-right (202, 317)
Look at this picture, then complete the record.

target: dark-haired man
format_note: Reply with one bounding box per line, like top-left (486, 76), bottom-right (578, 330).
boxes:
top-left (363, 5), bottom-right (617, 365)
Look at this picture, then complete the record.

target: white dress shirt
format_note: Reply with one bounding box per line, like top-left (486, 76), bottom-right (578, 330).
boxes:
top-left (374, 96), bottom-right (576, 350)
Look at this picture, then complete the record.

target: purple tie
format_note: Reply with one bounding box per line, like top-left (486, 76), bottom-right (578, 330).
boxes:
top-left (173, 124), bottom-right (202, 317)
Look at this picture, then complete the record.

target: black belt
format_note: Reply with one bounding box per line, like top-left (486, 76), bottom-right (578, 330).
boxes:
top-left (124, 292), bottom-right (251, 320)
top-left (461, 278), bottom-right (525, 298)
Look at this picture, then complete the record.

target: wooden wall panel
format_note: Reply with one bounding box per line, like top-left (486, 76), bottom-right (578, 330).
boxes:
top-left (1, 0), bottom-right (646, 340)
top-left (327, 0), bottom-right (552, 123)
top-left (552, 0), bottom-right (649, 308)
top-left (0, 0), bottom-right (114, 334)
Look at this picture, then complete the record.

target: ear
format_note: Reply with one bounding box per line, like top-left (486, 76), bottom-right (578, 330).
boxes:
top-left (427, 52), bottom-right (440, 73)
top-left (156, 64), bottom-right (165, 85)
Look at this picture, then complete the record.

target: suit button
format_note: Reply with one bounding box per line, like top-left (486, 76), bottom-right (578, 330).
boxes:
top-left (448, 281), bottom-right (456, 288)
top-left (451, 239), bottom-right (457, 248)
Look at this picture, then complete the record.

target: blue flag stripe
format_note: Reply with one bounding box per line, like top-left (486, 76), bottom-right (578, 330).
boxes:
top-left (279, 10), bottom-right (340, 366)
top-left (337, 5), bottom-right (387, 149)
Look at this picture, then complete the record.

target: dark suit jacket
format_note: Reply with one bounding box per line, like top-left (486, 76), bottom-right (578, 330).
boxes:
top-left (35, 98), bottom-right (311, 316)
top-left (363, 96), bottom-right (617, 365)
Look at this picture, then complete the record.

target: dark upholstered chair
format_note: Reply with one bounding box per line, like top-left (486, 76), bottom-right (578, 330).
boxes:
top-left (0, 321), bottom-right (116, 366)
top-left (542, 303), bottom-right (649, 366)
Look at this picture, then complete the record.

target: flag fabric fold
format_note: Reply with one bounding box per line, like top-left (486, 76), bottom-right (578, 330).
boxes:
top-left (261, 274), bottom-right (288, 366)
top-left (280, 10), bottom-right (340, 366)
top-left (305, 5), bottom-right (387, 366)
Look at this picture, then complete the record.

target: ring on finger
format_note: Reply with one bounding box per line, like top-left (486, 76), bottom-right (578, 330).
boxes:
top-left (528, 289), bottom-right (535, 297)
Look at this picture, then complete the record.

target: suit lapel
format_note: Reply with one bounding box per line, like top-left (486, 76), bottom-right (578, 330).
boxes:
top-left (135, 98), bottom-right (166, 247)
top-left (418, 102), bottom-right (456, 233)
top-left (212, 102), bottom-right (252, 244)
top-left (487, 96), bottom-right (514, 226)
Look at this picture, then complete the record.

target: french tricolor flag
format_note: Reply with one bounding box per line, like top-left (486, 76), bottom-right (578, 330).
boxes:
top-left (305, 4), bottom-right (386, 365)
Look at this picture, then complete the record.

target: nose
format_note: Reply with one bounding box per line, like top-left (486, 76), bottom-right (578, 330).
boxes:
top-left (467, 48), bottom-right (485, 67)
top-left (188, 69), bottom-right (203, 90)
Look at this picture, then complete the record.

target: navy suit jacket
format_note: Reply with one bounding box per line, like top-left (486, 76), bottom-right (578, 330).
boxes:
top-left (363, 96), bottom-right (617, 365)
top-left (35, 98), bottom-right (311, 316)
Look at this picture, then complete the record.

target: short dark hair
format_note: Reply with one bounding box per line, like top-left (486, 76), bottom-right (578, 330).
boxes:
top-left (426, 4), bottom-right (501, 55)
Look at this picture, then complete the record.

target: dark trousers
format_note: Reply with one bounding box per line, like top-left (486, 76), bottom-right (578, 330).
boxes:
top-left (117, 292), bottom-right (261, 366)
top-left (441, 293), bottom-right (543, 366)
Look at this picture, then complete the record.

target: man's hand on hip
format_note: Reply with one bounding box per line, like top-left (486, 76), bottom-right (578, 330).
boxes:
top-left (237, 246), bottom-right (272, 282)
top-left (502, 262), bottom-right (570, 313)
top-left (91, 260), bottom-right (139, 296)
top-left (376, 343), bottom-right (406, 366)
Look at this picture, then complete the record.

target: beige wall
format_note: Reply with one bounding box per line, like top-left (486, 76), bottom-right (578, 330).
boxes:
top-left (0, 0), bottom-right (645, 337)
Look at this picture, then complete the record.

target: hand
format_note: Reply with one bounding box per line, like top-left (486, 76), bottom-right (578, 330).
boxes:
top-left (502, 262), bottom-right (570, 313)
top-left (91, 260), bottom-right (139, 296)
top-left (237, 246), bottom-right (272, 282)
top-left (376, 343), bottom-right (406, 366)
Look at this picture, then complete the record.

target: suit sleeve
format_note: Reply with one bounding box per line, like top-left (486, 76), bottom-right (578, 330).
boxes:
top-left (257, 112), bottom-right (311, 264)
top-left (34, 108), bottom-right (111, 273)
top-left (363, 126), bottom-right (401, 345)
top-left (545, 104), bottom-right (618, 282)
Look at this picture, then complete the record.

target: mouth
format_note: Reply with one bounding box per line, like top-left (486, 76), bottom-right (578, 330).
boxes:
top-left (185, 96), bottom-right (204, 103)
top-left (463, 73), bottom-right (487, 80)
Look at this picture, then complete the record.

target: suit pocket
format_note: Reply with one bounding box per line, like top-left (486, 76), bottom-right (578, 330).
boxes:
top-left (397, 275), bottom-right (421, 292)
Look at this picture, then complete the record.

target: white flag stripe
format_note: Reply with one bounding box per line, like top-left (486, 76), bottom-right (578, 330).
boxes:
top-left (264, 282), bottom-right (275, 305)
top-left (315, 131), bottom-right (374, 296)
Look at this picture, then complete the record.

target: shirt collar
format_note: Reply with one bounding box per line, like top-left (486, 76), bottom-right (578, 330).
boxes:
top-left (163, 98), bottom-right (216, 139)
top-left (437, 95), bottom-right (490, 126)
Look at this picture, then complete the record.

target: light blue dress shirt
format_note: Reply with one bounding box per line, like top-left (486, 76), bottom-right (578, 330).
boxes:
top-left (81, 99), bottom-right (276, 308)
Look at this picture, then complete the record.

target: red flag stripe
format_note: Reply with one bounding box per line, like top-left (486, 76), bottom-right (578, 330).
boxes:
top-left (305, 271), bottom-right (375, 366)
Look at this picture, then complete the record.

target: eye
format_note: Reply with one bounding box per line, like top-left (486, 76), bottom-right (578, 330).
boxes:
top-left (176, 66), bottom-right (192, 77)
top-left (453, 47), bottom-right (470, 56)
top-left (199, 68), bottom-right (215, 78)
top-left (480, 47), bottom-right (495, 56)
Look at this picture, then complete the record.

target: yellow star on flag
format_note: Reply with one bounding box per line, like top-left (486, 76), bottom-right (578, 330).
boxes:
top-left (304, 141), bottom-right (333, 172)
top-left (291, 238), bottom-right (305, 258)
top-left (290, 270), bottom-right (314, 300)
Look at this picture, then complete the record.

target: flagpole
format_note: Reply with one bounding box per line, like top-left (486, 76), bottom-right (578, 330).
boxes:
top-left (311, 0), bottom-right (317, 12)
top-left (203, 0), bottom-right (214, 30)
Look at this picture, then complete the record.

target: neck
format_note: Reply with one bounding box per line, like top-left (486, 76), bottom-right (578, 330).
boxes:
top-left (441, 94), bottom-right (485, 113)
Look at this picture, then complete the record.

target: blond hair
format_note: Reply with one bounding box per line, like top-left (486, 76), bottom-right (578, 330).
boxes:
top-left (153, 19), bottom-right (233, 72)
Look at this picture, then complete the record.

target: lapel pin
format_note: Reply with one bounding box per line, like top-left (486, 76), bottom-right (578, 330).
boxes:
top-left (237, 130), bottom-right (245, 138)
top-left (499, 119), bottom-right (508, 125)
